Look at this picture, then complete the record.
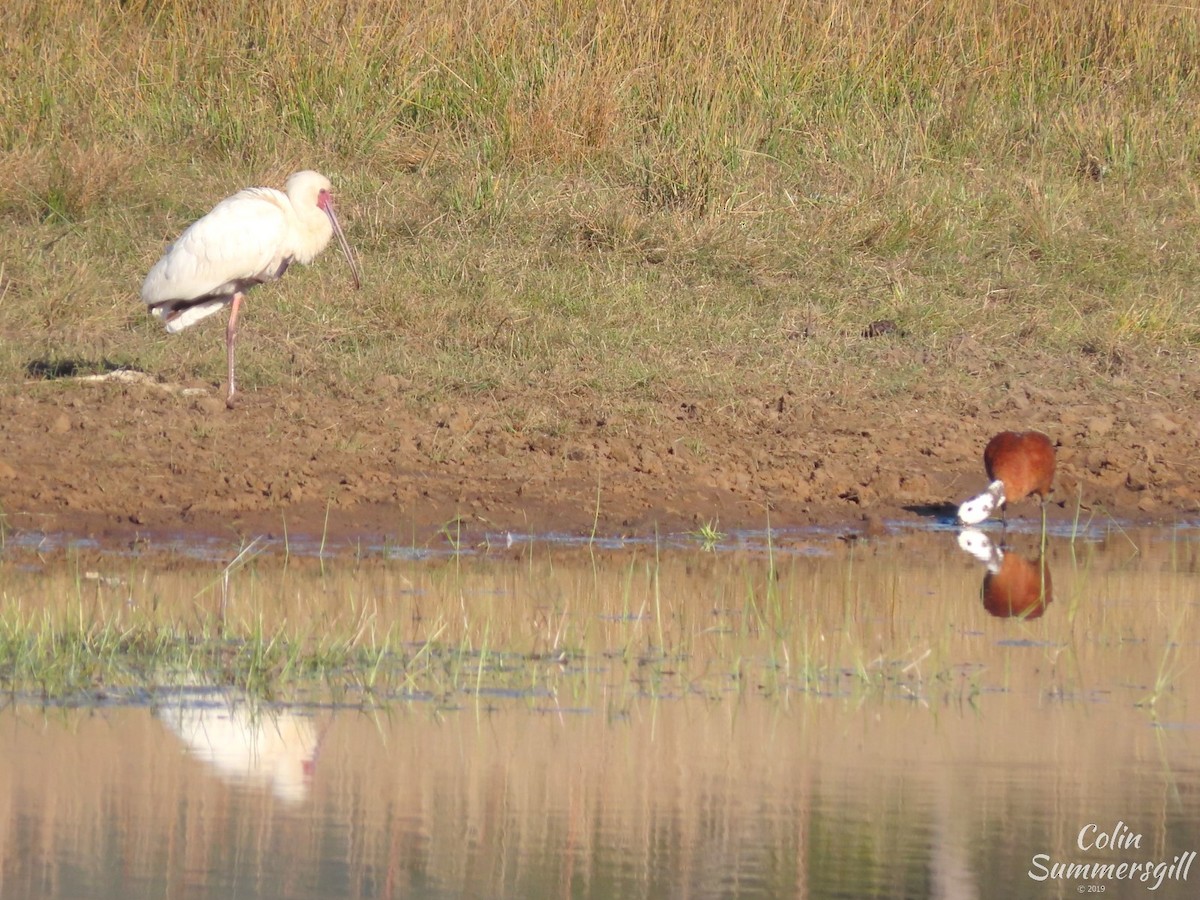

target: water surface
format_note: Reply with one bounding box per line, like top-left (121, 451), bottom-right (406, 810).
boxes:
top-left (0, 524), bottom-right (1197, 898)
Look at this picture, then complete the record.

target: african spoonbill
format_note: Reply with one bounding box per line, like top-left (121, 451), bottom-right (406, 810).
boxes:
top-left (141, 170), bottom-right (362, 407)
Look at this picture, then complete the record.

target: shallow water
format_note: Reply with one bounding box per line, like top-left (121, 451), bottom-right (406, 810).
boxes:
top-left (1, 524), bottom-right (1198, 899)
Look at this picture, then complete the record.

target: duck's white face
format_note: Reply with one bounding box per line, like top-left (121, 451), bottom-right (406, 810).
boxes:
top-left (957, 481), bottom-right (1005, 526)
top-left (957, 494), bottom-right (996, 526)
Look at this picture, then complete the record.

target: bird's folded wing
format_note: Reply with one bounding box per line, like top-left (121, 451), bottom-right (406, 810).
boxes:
top-left (141, 188), bottom-right (290, 304)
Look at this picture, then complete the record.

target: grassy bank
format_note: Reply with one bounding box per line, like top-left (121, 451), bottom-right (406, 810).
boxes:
top-left (1, 0), bottom-right (1198, 414)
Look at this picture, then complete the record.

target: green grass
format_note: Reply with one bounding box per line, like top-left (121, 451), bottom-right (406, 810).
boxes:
top-left (0, 523), bottom-right (1195, 711)
top-left (689, 519), bottom-right (725, 550)
top-left (1, 0), bottom-right (1199, 420)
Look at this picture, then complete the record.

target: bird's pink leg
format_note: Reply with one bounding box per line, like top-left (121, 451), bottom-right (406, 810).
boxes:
top-left (225, 292), bottom-right (243, 409)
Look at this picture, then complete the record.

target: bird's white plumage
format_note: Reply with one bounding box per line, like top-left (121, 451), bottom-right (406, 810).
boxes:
top-left (141, 170), bottom-right (361, 406)
top-left (140, 171), bottom-right (354, 332)
top-left (159, 298), bottom-right (229, 334)
top-left (957, 479), bottom-right (1005, 526)
top-left (142, 188), bottom-right (297, 329)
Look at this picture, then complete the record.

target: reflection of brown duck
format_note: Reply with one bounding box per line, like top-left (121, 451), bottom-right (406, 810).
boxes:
top-left (957, 528), bottom-right (1053, 619)
top-left (982, 549), bottom-right (1053, 619)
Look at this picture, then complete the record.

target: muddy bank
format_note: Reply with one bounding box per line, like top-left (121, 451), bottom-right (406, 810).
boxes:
top-left (0, 375), bottom-right (1197, 553)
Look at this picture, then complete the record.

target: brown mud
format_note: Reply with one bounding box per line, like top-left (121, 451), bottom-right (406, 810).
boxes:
top-left (0, 373), bottom-right (1197, 554)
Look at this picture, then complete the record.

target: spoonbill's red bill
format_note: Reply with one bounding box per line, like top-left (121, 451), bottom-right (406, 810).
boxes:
top-left (957, 430), bottom-right (1056, 525)
top-left (141, 170), bottom-right (363, 408)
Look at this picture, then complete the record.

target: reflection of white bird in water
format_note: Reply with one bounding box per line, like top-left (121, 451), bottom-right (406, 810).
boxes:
top-left (956, 527), bottom-right (1003, 570)
top-left (956, 528), bottom-right (1053, 619)
top-left (157, 695), bottom-right (321, 804)
top-left (141, 170), bottom-right (363, 408)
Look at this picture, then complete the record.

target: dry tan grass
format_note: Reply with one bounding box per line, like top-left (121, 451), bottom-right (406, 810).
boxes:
top-left (0, 0), bottom-right (1198, 419)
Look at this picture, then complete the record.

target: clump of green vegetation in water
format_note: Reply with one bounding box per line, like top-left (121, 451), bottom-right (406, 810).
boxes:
top-left (0, 609), bottom-right (599, 706)
top-left (689, 520), bottom-right (725, 551)
top-left (0, 612), bottom-right (361, 702)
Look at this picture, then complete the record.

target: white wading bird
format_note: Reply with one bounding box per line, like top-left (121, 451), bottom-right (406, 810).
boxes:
top-left (141, 170), bottom-right (363, 408)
